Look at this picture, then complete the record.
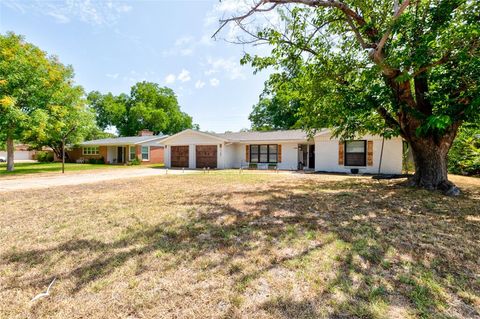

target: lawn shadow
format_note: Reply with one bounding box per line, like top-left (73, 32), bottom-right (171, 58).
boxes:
top-left (1, 176), bottom-right (479, 317)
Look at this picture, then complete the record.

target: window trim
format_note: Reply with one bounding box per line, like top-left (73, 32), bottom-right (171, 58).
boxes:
top-left (249, 144), bottom-right (278, 163)
top-left (344, 140), bottom-right (367, 167)
top-left (129, 146), bottom-right (137, 161)
top-left (82, 146), bottom-right (99, 155)
top-left (141, 146), bottom-right (150, 161)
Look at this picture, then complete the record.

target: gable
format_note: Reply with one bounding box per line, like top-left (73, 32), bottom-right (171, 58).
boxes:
top-left (161, 130), bottom-right (225, 145)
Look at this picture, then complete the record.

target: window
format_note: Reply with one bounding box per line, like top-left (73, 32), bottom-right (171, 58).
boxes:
top-left (141, 146), bottom-right (150, 161)
top-left (83, 147), bottom-right (99, 155)
top-left (250, 145), bottom-right (259, 163)
top-left (268, 145), bottom-right (278, 163)
top-left (129, 146), bottom-right (137, 161)
top-left (250, 144), bottom-right (278, 163)
top-left (345, 140), bottom-right (366, 166)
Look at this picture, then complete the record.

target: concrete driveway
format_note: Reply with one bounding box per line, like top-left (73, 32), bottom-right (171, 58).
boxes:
top-left (0, 168), bottom-right (198, 192)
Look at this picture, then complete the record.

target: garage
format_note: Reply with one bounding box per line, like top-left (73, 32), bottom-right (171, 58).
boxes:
top-left (170, 145), bottom-right (189, 167)
top-left (196, 145), bottom-right (217, 168)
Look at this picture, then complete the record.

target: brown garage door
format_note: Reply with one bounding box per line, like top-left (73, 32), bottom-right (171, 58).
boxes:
top-left (171, 146), bottom-right (189, 167)
top-left (196, 145), bottom-right (217, 168)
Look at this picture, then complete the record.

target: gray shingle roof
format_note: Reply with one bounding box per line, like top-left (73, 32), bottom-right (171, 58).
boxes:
top-left (216, 129), bottom-right (328, 142)
top-left (81, 135), bottom-right (167, 146)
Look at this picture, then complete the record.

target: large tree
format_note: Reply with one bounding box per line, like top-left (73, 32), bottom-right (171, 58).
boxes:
top-left (219, 0), bottom-right (479, 194)
top-left (249, 73), bottom-right (305, 130)
top-left (88, 82), bottom-right (194, 136)
top-left (0, 32), bottom-right (78, 171)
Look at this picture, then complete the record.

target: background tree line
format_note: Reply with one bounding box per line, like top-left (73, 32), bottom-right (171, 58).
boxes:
top-left (0, 32), bottom-right (195, 172)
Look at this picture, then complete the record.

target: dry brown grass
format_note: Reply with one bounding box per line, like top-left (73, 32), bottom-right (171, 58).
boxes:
top-left (0, 172), bottom-right (479, 318)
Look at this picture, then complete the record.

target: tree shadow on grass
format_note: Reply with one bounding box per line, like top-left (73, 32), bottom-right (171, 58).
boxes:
top-left (1, 177), bottom-right (479, 317)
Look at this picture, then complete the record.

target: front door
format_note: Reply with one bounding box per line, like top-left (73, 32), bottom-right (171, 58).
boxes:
top-left (308, 145), bottom-right (315, 169)
top-left (117, 147), bottom-right (123, 163)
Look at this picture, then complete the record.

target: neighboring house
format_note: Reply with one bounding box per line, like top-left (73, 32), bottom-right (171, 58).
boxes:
top-left (68, 130), bottom-right (167, 165)
top-left (161, 129), bottom-right (404, 174)
top-left (0, 144), bottom-right (37, 161)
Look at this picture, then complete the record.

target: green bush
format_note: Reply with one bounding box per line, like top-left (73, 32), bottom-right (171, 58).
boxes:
top-left (129, 157), bottom-right (141, 165)
top-left (88, 158), bottom-right (97, 164)
top-left (96, 157), bottom-right (105, 164)
top-left (448, 123), bottom-right (480, 176)
top-left (37, 151), bottom-right (54, 162)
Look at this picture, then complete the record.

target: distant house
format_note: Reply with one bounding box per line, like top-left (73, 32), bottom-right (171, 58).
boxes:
top-left (68, 130), bottom-right (167, 165)
top-left (0, 144), bottom-right (38, 161)
top-left (161, 129), bottom-right (404, 174)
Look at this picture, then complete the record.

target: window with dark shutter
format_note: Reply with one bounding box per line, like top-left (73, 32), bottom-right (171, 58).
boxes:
top-left (345, 141), bottom-right (366, 166)
top-left (249, 144), bottom-right (278, 163)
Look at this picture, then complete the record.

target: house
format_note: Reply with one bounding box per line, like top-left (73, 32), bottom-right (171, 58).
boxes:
top-left (161, 129), bottom-right (404, 174)
top-left (0, 144), bottom-right (38, 161)
top-left (68, 130), bottom-right (167, 165)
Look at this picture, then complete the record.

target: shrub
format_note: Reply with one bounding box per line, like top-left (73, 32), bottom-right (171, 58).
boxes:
top-left (88, 158), bottom-right (97, 164)
top-left (96, 157), bottom-right (105, 164)
top-left (129, 157), bottom-right (141, 165)
top-left (37, 151), bottom-right (54, 163)
top-left (448, 123), bottom-right (480, 176)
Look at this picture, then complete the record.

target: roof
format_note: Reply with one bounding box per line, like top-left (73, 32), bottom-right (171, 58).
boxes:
top-left (217, 129), bottom-right (311, 142)
top-left (161, 128), bottom-right (331, 144)
top-left (80, 135), bottom-right (168, 146)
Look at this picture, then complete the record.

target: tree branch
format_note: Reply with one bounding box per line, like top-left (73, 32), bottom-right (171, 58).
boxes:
top-left (345, 15), bottom-right (375, 49)
top-left (412, 53), bottom-right (450, 77)
top-left (213, 0), bottom-right (378, 42)
top-left (374, 0), bottom-right (410, 59)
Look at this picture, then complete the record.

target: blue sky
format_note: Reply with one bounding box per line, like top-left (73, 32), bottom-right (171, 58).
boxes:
top-left (0, 0), bottom-right (273, 132)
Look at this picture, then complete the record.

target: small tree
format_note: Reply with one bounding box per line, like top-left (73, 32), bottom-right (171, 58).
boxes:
top-left (0, 32), bottom-right (77, 171)
top-left (218, 0), bottom-right (479, 195)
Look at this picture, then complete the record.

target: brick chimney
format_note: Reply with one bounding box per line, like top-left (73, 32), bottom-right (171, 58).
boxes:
top-left (138, 129), bottom-right (154, 136)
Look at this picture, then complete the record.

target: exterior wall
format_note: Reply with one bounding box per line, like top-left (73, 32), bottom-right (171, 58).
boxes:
top-left (163, 131), bottom-right (225, 169)
top-left (0, 151), bottom-right (34, 160)
top-left (67, 146), bottom-right (107, 163)
top-left (223, 143), bottom-right (243, 168)
top-left (223, 142), bottom-right (299, 170)
top-left (277, 143), bottom-right (299, 170)
top-left (133, 145), bottom-right (164, 164)
top-left (314, 134), bottom-right (403, 174)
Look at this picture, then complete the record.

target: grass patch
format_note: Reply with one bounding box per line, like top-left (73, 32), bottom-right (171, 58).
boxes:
top-left (0, 162), bottom-right (126, 176)
top-left (0, 172), bottom-right (478, 318)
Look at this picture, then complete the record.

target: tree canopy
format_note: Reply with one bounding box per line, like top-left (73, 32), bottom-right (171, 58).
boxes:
top-left (88, 82), bottom-right (195, 136)
top-left (0, 32), bottom-right (97, 170)
top-left (222, 0), bottom-right (479, 193)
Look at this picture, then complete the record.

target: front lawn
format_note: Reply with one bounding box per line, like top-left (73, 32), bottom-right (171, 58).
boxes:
top-left (0, 173), bottom-right (478, 318)
top-left (0, 162), bottom-right (145, 177)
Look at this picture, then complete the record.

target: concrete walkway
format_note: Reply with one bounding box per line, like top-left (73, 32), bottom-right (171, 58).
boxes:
top-left (0, 168), bottom-right (197, 192)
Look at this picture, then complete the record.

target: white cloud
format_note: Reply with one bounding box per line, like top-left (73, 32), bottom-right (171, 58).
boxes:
top-left (205, 57), bottom-right (246, 80)
top-left (3, 0), bottom-right (133, 26)
top-left (47, 11), bottom-right (70, 23)
top-left (175, 36), bottom-right (193, 46)
top-left (209, 78), bottom-right (220, 87)
top-left (106, 73), bottom-right (119, 79)
top-left (180, 48), bottom-right (194, 56)
top-left (164, 74), bottom-right (176, 84)
top-left (177, 69), bottom-right (191, 82)
top-left (195, 80), bottom-right (206, 89)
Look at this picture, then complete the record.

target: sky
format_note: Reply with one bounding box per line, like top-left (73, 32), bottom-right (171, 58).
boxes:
top-left (0, 0), bottom-right (274, 133)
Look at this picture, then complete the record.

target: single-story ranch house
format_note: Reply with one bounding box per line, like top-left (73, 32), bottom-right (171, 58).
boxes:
top-left (161, 129), bottom-right (404, 174)
top-left (68, 130), bottom-right (166, 165)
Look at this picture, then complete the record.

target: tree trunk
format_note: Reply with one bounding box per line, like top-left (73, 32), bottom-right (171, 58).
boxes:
top-left (407, 137), bottom-right (460, 196)
top-left (6, 135), bottom-right (14, 172)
